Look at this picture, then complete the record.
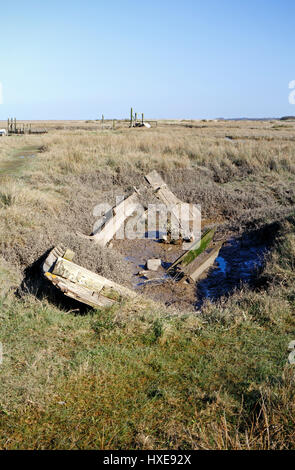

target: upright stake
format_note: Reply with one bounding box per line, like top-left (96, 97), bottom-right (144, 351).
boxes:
top-left (130, 107), bottom-right (133, 127)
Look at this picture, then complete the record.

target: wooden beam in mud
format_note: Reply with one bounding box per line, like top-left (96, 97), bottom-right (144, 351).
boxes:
top-left (43, 247), bottom-right (136, 309)
top-left (92, 192), bottom-right (139, 247)
top-left (167, 228), bottom-right (216, 273)
top-left (52, 257), bottom-right (136, 299)
top-left (183, 241), bottom-right (223, 281)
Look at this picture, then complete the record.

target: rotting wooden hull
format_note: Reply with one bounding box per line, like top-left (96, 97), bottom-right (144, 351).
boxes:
top-left (42, 246), bottom-right (136, 309)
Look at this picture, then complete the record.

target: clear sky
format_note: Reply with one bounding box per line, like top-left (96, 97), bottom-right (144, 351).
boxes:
top-left (0, 0), bottom-right (295, 120)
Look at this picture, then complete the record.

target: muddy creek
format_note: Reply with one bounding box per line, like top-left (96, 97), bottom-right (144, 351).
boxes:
top-left (113, 234), bottom-right (268, 310)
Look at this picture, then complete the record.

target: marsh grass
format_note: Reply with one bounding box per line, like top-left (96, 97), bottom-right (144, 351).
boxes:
top-left (0, 120), bottom-right (295, 449)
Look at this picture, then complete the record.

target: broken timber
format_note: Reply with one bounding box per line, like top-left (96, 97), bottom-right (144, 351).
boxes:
top-left (43, 246), bottom-right (136, 309)
top-left (78, 192), bottom-right (139, 247)
top-left (167, 228), bottom-right (224, 282)
top-left (182, 241), bottom-right (223, 281)
top-left (167, 228), bottom-right (216, 272)
top-left (145, 170), bottom-right (199, 242)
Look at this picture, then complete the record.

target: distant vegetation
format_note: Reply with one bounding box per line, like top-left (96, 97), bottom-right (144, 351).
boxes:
top-left (280, 116), bottom-right (295, 121)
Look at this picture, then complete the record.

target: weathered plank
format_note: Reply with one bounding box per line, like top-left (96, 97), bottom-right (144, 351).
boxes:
top-left (42, 246), bottom-right (65, 274)
top-left (145, 170), bottom-right (168, 190)
top-left (183, 241), bottom-right (223, 281)
top-left (92, 192), bottom-right (139, 246)
top-left (63, 249), bottom-right (75, 261)
top-left (167, 228), bottom-right (216, 273)
top-left (45, 272), bottom-right (116, 308)
top-left (145, 170), bottom-right (180, 206)
top-left (145, 171), bottom-right (199, 242)
top-left (52, 257), bottom-right (136, 299)
top-left (43, 247), bottom-right (136, 309)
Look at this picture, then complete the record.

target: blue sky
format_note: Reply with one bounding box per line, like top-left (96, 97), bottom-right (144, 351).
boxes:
top-left (0, 0), bottom-right (294, 119)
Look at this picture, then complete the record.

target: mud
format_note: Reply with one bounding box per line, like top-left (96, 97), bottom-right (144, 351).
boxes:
top-left (112, 230), bottom-right (271, 311)
top-left (112, 236), bottom-right (184, 282)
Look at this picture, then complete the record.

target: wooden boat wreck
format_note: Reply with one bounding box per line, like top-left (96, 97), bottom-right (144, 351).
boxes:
top-left (42, 246), bottom-right (136, 309)
top-left (42, 173), bottom-right (223, 308)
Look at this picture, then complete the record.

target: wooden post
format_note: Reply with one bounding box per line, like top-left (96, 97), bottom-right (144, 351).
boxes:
top-left (184, 241), bottom-right (223, 282)
top-left (135, 112), bottom-right (137, 125)
top-left (14, 118), bottom-right (16, 133)
top-left (102, 114), bottom-right (104, 128)
top-left (7, 118), bottom-right (9, 134)
top-left (113, 119), bottom-right (116, 130)
top-left (130, 107), bottom-right (133, 127)
top-left (142, 113), bottom-right (144, 125)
